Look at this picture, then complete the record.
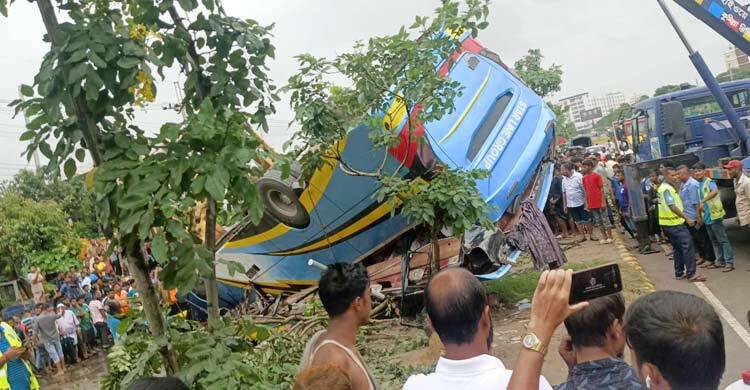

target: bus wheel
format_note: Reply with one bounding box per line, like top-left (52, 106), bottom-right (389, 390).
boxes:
top-left (257, 177), bottom-right (310, 228)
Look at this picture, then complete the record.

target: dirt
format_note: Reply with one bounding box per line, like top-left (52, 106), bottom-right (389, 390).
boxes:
top-left (38, 348), bottom-right (107, 390)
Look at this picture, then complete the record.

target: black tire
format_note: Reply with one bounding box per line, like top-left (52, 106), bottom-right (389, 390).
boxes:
top-left (257, 177), bottom-right (310, 228)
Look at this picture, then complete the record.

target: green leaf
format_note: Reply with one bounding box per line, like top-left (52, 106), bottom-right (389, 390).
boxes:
top-left (117, 56), bottom-right (141, 69)
top-left (63, 158), bottom-right (76, 179)
top-left (151, 231), bottom-right (169, 264)
top-left (20, 84), bottom-right (33, 97)
top-left (178, 0), bottom-right (198, 11)
top-left (66, 49), bottom-right (87, 64)
top-left (19, 130), bottom-right (35, 141)
top-left (190, 175), bottom-right (206, 195)
top-left (204, 166), bottom-right (229, 201)
top-left (75, 149), bottom-right (85, 162)
top-left (159, 123), bottom-right (181, 141)
top-left (69, 62), bottom-right (89, 83)
top-left (118, 193), bottom-right (149, 210)
top-left (88, 51), bottom-right (107, 68)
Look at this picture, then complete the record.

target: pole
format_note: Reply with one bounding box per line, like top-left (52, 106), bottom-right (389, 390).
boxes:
top-left (656, 0), bottom-right (750, 155)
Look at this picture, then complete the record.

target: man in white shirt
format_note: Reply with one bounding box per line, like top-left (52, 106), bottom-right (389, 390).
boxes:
top-left (726, 160), bottom-right (750, 228)
top-left (561, 162), bottom-right (593, 241)
top-left (403, 268), bottom-right (553, 390)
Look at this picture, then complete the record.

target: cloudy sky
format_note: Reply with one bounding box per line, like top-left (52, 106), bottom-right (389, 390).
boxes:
top-left (0, 0), bottom-right (736, 179)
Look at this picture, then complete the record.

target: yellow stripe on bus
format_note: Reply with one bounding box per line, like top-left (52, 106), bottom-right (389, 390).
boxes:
top-left (224, 140), bottom-right (345, 249)
top-left (270, 202), bottom-right (395, 256)
top-left (439, 69), bottom-right (491, 143)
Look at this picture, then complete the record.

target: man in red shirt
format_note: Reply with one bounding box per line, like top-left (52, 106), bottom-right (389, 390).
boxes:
top-left (582, 159), bottom-right (614, 244)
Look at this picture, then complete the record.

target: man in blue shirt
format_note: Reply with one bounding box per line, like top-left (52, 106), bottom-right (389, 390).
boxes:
top-left (693, 163), bottom-right (735, 272)
top-left (677, 165), bottom-right (716, 266)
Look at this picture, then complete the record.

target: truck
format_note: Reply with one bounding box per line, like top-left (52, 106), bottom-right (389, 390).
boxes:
top-left (613, 0), bottom-right (750, 228)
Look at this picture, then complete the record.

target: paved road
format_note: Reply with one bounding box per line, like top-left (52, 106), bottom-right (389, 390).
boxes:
top-left (629, 218), bottom-right (750, 389)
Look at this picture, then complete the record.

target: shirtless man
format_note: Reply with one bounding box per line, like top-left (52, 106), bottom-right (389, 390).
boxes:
top-left (299, 263), bottom-right (376, 390)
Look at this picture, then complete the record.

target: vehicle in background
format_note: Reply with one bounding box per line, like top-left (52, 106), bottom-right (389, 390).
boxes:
top-left (213, 35), bottom-right (556, 299)
top-left (570, 135), bottom-right (592, 148)
top-left (617, 80), bottom-right (750, 219)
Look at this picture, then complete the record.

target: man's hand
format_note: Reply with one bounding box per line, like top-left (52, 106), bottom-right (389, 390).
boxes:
top-left (685, 217), bottom-right (695, 227)
top-left (4, 347), bottom-right (25, 361)
top-left (528, 269), bottom-right (589, 343)
top-left (563, 206), bottom-right (568, 214)
top-left (558, 334), bottom-right (577, 370)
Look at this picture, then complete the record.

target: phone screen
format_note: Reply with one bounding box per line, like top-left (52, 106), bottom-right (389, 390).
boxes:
top-left (569, 263), bottom-right (622, 304)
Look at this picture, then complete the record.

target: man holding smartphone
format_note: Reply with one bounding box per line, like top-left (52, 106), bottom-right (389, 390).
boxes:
top-left (658, 167), bottom-right (706, 282)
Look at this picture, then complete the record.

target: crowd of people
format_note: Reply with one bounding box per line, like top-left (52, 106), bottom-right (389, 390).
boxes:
top-left (293, 262), bottom-right (732, 390)
top-left (0, 241), bottom-right (178, 388)
top-left (547, 148), bottom-right (750, 282)
top-left (292, 147), bottom-right (750, 389)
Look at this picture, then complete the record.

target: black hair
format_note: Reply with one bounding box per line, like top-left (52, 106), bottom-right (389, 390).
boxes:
top-left (126, 377), bottom-right (189, 390)
top-left (581, 159), bottom-right (595, 168)
top-left (660, 160), bottom-right (675, 169)
top-left (318, 263), bottom-right (369, 317)
top-left (624, 291), bottom-right (725, 390)
top-left (562, 162), bottom-right (575, 171)
top-left (570, 157), bottom-right (583, 164)
top-left (564, 294), bottom-right (625, 348)
top-left (676, 164), bottom-right (690, 171)
top-left (425, 269), bottom-right (486, 345)
top-left (693, 162), bottom-right (707, 170)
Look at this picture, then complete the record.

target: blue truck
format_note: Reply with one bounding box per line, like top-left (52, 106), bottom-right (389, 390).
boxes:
top-left (615, 0), bottom-right (750, 225)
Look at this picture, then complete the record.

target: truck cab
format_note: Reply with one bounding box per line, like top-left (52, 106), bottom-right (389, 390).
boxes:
top-left (631, 80), bottom-right (750, 165)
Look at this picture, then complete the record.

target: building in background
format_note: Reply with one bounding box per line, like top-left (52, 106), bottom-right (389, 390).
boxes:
top-left (724, 46), bottom-right (750, 71)
top-left (557, 91), bottom-right (625, 133)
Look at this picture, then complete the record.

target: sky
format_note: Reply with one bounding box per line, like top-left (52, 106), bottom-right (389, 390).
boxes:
top-left (0, 0), bottom-right (737, 179)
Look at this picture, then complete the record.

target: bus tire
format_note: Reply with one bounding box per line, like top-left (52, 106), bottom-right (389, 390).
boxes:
top-left (257, 177), bottom-right (310, 228)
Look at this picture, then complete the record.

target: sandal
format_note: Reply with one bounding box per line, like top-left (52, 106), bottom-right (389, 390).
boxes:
top-left (675, 274), bottom-right (687, 280)
top-left (688, 275), bottom-right (707, 282)
top-left (722, 265), bottom-right (735, 272)
top-left (705, 263), bottom-right (723, 269)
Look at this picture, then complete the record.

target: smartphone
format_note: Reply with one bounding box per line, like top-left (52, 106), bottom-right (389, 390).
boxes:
top-left (569, 263), bottom-right (622, 304)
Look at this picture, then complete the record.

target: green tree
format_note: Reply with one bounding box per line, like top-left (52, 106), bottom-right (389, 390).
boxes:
top-left (285, 0), bottom-right (493, 274)
top-left (0, 169), bottom-right (100, 237)
top-left (0, 191), bottom-right (81, 279)
top-left (551, 104), bottom-right (576, 140)
top-left (513, 49), bottom-right (562, 98)
top-left (5, 0), bottom-right (276, 375)
top-left (593, 103), bottom-right (633, 133)
top-left (716, 66), bottom-right (750, 82)
top-left (654, 83), bottom-right (694, 96)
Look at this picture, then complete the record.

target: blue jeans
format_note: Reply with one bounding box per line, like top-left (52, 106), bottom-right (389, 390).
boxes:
top-left (43, 340), bottom-right (63, 364)
top-left (706, 220), bottom-right (734, 265)
top-left (663, 225), bottom-right (697, 278)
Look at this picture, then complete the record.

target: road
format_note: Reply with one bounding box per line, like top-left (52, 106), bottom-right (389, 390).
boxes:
top-left (628, 217), bottom-right (750, 389)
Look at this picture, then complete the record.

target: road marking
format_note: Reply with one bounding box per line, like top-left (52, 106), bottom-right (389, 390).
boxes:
top-left (694, 281), bottom-right (750, 351)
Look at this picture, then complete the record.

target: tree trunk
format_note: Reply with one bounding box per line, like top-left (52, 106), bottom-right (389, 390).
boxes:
top-left (125, 240), bottom-right (179, 374)
top-left (430, 224), bottom-right (441, 276)
top-left (204, 198), bottom-right (220, 324)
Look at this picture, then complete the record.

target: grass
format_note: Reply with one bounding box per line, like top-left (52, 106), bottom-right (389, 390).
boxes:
top-left (484, 258), bottom-right (607, 305)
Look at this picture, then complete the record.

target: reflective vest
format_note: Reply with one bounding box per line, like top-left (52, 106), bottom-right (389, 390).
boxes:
top-left (701, 179), bottom-right (725, 221)
top-left (0, 322), bottom-right (38, 390)
top-left (658, 183), bottom-right (685, 226)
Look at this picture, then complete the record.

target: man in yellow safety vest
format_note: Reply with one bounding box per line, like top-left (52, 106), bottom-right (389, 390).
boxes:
top-left (693, 163), bottom-right (735, 272)
top-left (658, 166), bottom-right (707, 282)
top-left (0, 304), bottom-right (39, 389)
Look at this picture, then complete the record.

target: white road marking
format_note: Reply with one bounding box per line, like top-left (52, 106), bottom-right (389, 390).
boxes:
top-left (694, 282), bottom-right (750, 351)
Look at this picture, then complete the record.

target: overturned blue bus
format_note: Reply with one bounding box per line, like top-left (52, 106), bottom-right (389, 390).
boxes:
top-left (212, 35), bottom-right (557, 299)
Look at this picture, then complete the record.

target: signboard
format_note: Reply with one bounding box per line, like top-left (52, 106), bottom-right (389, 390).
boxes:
top-left (579, 107), bottom-right (603, 122)
top-left (674, 0), bottom-right (750, 55)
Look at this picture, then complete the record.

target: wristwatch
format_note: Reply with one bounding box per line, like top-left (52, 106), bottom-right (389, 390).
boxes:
top-left (522, 333), bottom-right (547, 355)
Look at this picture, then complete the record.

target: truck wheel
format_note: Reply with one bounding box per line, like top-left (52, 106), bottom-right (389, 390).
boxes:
top-left (257, 177), bottom-right (310, 228)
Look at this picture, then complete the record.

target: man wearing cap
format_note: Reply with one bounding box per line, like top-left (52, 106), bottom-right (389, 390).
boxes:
top-left (726, 160), bottom-right (750, 229)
